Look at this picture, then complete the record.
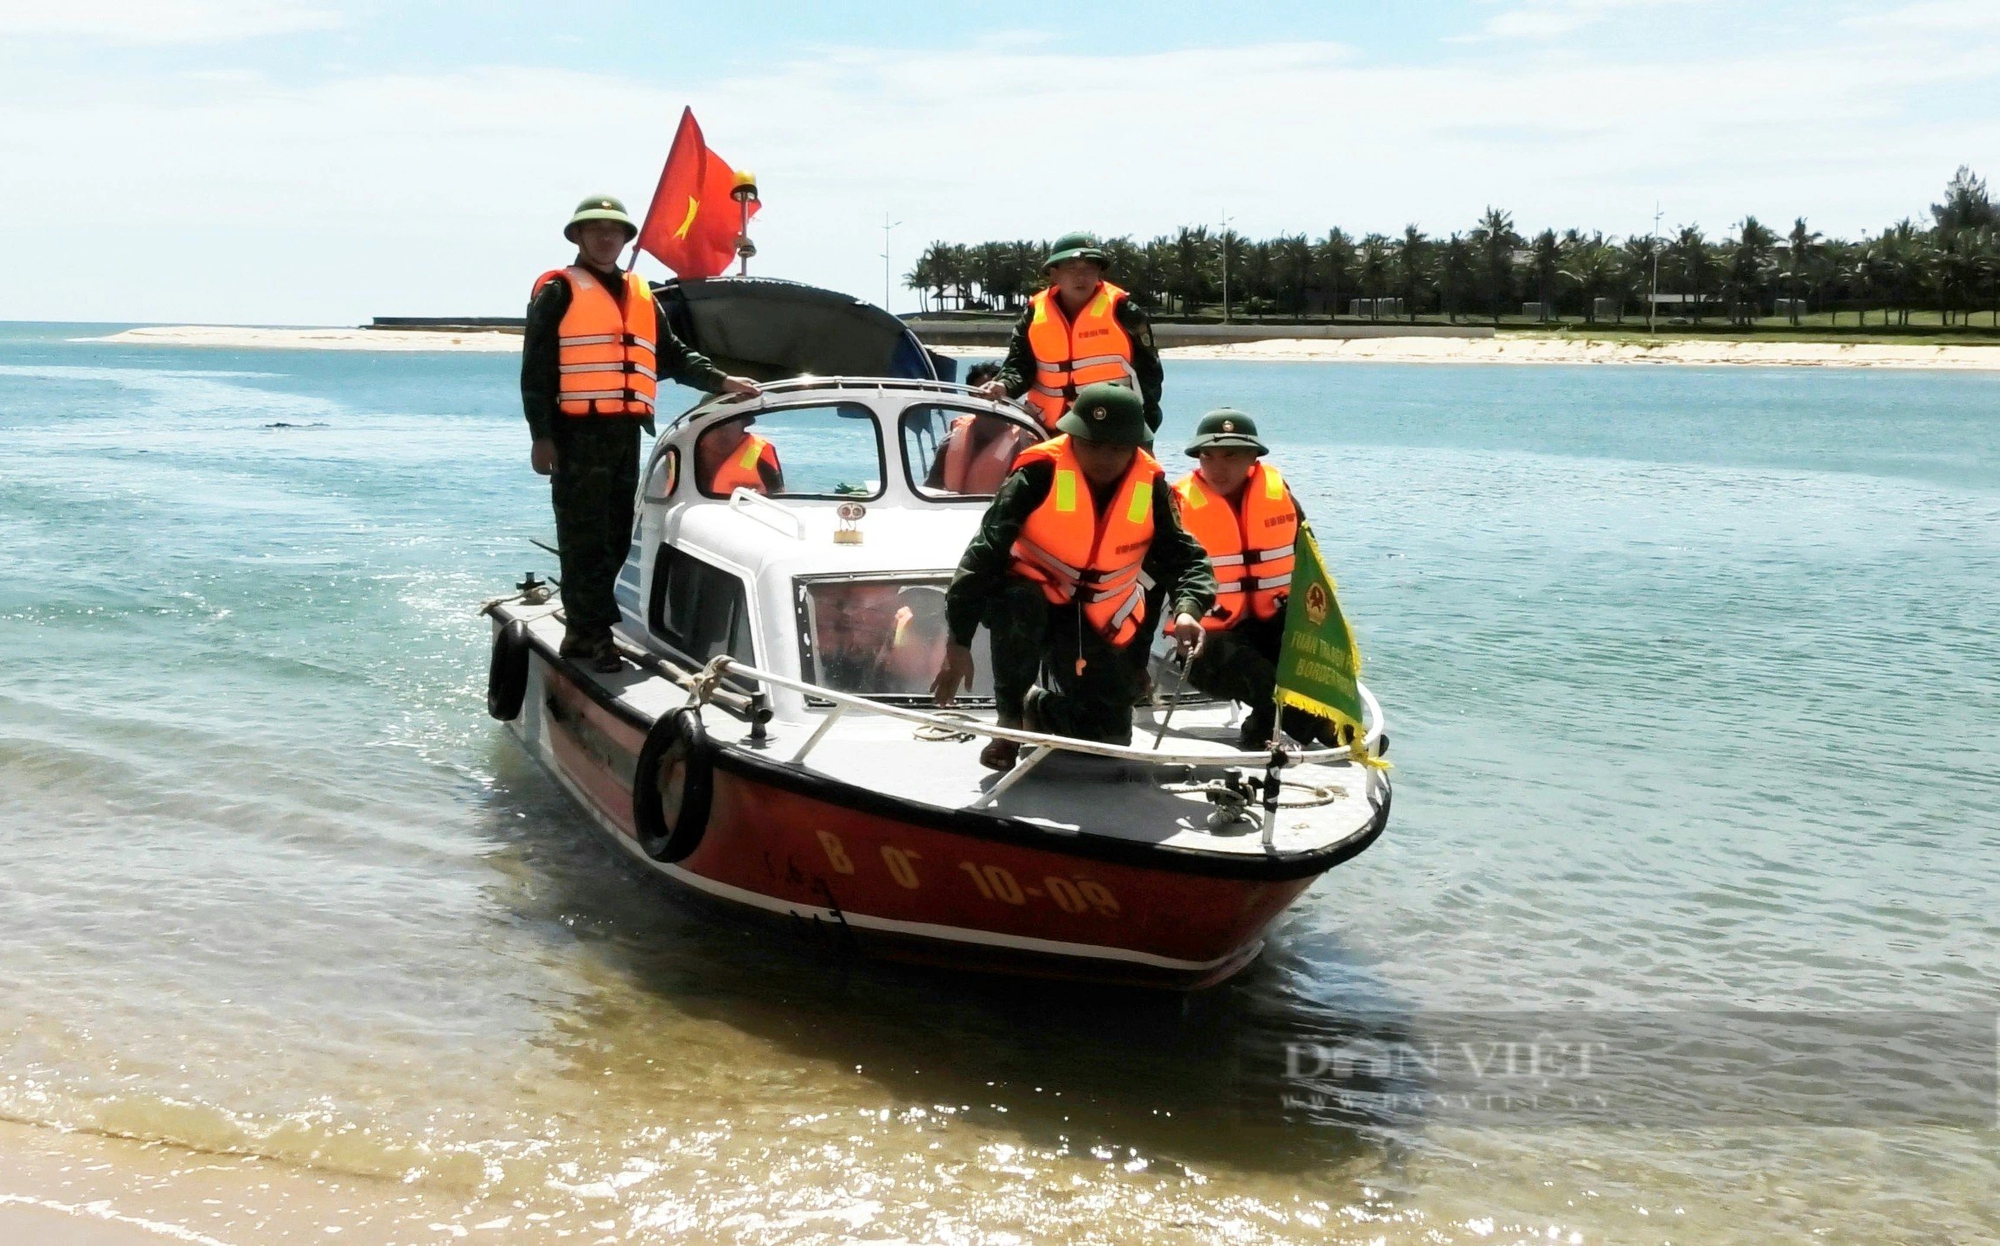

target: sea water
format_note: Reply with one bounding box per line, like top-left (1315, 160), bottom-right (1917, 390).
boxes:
top-left (1, 322), bottom-right (1995, 1242)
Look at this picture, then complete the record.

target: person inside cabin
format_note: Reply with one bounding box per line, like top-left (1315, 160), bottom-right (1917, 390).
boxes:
top-left (931, 383), bottom-right (1215, 771)
top-left (976, 233), bottom-right (1164, 436)
top-left (522, 194), bottom-right (761, 673)
top-left (812, 583), bottom-right (950, 695)
top-left (698, 414), bottom-right (785, 496)
top-left (1172, 409), bottom-right (1340, 749)
top-left (924, 363), bottom-right (1040, 494)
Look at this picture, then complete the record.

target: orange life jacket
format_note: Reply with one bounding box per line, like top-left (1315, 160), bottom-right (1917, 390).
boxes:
top-left (533, 266), bottom-right (658, 416)
top-left (1008, 435), bottom-right (1161, 648)
top-left (1172, 462), bottom-right (1299, 629)
top-left (708, 432), bottom-right (780, 495)
top-left (1023, 281), bottom-right (1137, 429)
top-left (940, 415), bottom-right (1020, 494)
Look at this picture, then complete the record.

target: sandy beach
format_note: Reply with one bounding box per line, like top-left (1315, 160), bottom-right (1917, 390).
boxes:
top-left (1159, 335), bottom-right (2000, 369)
top-left (97, 324), bottom-right (2000, 369)
top-left (95, 325), bottom-right (522, 352)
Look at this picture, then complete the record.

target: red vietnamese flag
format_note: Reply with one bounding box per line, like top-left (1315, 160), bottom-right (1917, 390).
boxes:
top-left (636, 108), bottom-right (756, 279)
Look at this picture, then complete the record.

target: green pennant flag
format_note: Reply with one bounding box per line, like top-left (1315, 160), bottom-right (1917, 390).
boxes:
top-left (1273, 523), bottom-right (1371, 749)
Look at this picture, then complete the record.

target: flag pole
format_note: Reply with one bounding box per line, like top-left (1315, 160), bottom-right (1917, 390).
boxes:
top-left (730, 171), bottom-right (759, 276)
top-left (1262, 683), bottom-right (1284, 818)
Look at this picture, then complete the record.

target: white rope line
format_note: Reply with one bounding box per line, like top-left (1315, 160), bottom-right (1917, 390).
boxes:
top-left (696, 655), bottom-right (1384, 770)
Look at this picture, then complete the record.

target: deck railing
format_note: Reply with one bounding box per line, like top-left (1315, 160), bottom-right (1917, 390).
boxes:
top-left (690, 656), bottom-right (1385, 810)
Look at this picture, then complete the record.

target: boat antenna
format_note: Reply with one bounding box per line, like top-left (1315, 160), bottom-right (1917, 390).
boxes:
top-left (731, 171), bottom-right (759, 276)
top-left (882, 214), bottom-right (902, 312)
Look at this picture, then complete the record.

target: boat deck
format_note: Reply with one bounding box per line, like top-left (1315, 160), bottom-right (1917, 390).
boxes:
top-left (506, 605), bottom-right (1384, 861)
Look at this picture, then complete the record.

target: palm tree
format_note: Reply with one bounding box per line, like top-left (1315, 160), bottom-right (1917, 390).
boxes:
top-left (1357, 234), bottom-right (1392, 319)
top-left (1620, 234), bottom-right (1661, 326)
top-left (1274, 234), bottom-right (1315, 316)
top-left (1722, 216), bottom-right (1777, 325)
top-left (1666, 225), bottom-right (1713, 325)
top-left (1559, 234), bottom-right (1619, 325)
top-left (1313, 228), bottom-right (1357, 318)
top-left (1171, 226), bottom-right (1214, 314)
top-left (1394, 225), bottom-right (1431, 322)
top-left (1470, 207), bottom-right (1520, 326)
top-left (1529, 229), bottom-right (1562, 322)
top-left (1781, 217), bottom-right (1822, 326)
top-left (1439, 233), bottom-right (1474, 322)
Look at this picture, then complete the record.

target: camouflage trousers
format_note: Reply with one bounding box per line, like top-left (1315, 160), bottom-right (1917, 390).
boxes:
top-left (1185, 612), bottom-right (1282, 708)
top-left (549, 418), bottom-right (641, 648)
top-left (983, 578), bottom-right (1150, 745)
top-left (1186, 612), bottom-right (1334, 743)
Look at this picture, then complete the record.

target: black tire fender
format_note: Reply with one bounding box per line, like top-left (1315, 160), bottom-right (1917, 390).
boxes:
top-left (486, 620), bottom-right (532, 721)
top-left (632, 708), bottom-right (713, 863)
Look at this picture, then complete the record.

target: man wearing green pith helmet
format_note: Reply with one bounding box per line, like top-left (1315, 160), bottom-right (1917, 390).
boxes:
top-left (932, 383), bottom-right (1214, 771)
top-left (521, 195), bottom-right (761, 673)
top-left (978, 232), bottom-right (1164, 435)
top-left (1172, 408), bottom-right (1340, 749)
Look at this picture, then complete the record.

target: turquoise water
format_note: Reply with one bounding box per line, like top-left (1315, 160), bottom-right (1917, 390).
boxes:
top-left (1, 322), bottom-right (1995, 1242)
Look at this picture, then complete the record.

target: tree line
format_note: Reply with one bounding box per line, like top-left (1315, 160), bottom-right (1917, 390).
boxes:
top-left (903, 168), bottom-right (2000, 328)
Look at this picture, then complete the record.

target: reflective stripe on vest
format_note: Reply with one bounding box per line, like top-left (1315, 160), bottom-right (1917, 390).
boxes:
top-left (534, 266), bottom-right (659, 417)
top-left (1022, 282), bottom-right (1137, 430)
top-left (1172, 461), bottom-right (1299, 629)
top-left (1007, 435), bottom-right (1160, 648)
top-left (708, 433), bottom-right (780, 495)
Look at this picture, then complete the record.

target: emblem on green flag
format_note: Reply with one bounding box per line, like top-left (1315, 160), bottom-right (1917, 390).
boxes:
top-left (1274, 524), bottom-right (1378, 762)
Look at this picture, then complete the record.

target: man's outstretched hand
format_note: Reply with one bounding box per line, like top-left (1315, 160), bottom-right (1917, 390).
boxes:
top-left (931, 641), bottom-right (976, 706)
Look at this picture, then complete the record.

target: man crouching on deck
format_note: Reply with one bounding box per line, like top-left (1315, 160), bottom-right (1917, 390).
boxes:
top-left (1173, 408), bottom-right (1340, 749)
top-left (931, 383), bottom-right (1215, 771)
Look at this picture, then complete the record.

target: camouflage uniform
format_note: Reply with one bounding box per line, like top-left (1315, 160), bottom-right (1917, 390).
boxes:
top-left (944, 449), bottom-right (1215, 746)
top-left (1184, 612), bottom-right (1328, 744)
top-left (992, 232), bottom-right (1166, 433)
top-left (1171, 407), bottom-right (1332, 746)
top-left (521, 263), bottom-right (729, 653)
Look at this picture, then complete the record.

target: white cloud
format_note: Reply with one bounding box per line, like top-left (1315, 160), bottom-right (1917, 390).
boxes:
top-left (0, 0), bottom-right (339, 44)
top-left (1466, 0), bottom-right (1721, 42)
top-left (0, 11), bottom-right (1997, 322)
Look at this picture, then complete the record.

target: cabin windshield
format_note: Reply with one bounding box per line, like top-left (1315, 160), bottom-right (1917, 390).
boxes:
top-left (695, 403), bottom-right (884, 500)
top-left (796, 575), bottom-right (994, 702)
top-left (898, 403), bottom-right (1042, 500)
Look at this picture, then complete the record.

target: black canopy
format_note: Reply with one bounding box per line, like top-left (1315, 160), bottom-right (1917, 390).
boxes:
top-left (652, 276), bottom-right (952, 383)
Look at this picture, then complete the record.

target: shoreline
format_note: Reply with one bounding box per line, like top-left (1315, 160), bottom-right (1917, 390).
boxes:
top-left (93, 325), bottom-right (2000, 370)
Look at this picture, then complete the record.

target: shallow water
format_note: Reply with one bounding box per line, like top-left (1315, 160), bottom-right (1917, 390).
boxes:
top-left (1, 324), bottom-right (1996, 1243)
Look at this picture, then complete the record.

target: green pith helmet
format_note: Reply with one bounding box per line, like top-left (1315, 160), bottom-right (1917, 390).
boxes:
top-left (1044, 231), bottom-right (1108, 270)
top-left (1183, 408), bottom-right (1269, 457)
top-left (1056, 383), bottom-right (1151, 445)
top-left (563, 194), bottom-right (637, 242)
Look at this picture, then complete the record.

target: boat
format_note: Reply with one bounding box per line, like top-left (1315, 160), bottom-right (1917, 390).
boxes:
top-left (484, 276), bottom-right (1391, 989)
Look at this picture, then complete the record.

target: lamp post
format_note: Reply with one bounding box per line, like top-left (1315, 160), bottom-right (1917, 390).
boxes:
top-left (881, 214), bottom-right (901, 313)
top-left (1649, 203), bottom-right (1662, 335)
top-left (1221, 210), bottom-right (1233, 324)
top-left (731, 171), bottom-right (759, 276)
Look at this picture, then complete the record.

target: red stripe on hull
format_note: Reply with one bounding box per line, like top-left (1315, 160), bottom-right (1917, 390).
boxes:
top-left (534, 666), bottom-right (1309, 985)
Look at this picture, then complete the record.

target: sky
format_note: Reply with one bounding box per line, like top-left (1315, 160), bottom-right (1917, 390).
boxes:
top-left (3, 0), bottom-right (1998, 324)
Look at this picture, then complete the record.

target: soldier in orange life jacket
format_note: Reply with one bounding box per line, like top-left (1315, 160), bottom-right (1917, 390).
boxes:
top-left (1173, 409), bottom-right (1338, 749)
top-left (695, 415), bottom-right (784, 495)
top-left (923, 364), bottom-right (1036, 494)
top-left (932, 384), bottom-right (1215, 771)
top-left (522, 195), bottom-right (762, 672)
top-left (977, 233), bottom-right (1164, 435)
